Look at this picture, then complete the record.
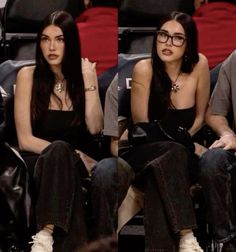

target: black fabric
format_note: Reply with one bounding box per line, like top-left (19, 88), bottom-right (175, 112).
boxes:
top-left (0, 142), bottom-right (32, 251)
top-left (161, 106), bottom-right (196, 133)
top-left (120, 141), bottom-right (197, 251)
top-left (33, 109), bottom-right (101, 160)
top-left (129, 121), bottom-right (195, 153)
top-left (33, 110), bottom-right (89, 150)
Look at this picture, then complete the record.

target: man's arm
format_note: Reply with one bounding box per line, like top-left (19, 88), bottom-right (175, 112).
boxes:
top-left (206, 107), bottom-right (236, 151)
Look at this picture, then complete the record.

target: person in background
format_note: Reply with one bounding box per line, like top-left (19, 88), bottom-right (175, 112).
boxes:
top-left (193, 0), bottom-right (236, 69)
top-left (199, 50), bottom-right (236, 252)
top-left (89, 74), bottom-right (133, 239)
top-left (14, 10), bottom-right (118, 252)
top-left (76, 0), bottom-right (117, 77)
top-left (120, 11), bottom-right (210, 252)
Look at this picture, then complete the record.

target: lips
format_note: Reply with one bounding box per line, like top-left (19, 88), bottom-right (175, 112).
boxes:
top-left (48, 54), bottom-right (59, 60)
top-left (162, 49), bottom-right (173, 56)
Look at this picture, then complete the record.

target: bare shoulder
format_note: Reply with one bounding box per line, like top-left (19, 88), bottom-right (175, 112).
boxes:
top-left (196, 53), bottom-right (209, 69)
top-left (16, 66), bottom-right (35, 88)
top-left (133, 58), bottom-right (152, 75)
top-left (17, 65), bottom-right (35, 80)
top-left (16, 66), bottom-right (35, 93)
top-left (132, 58), bottom-right (152, 86)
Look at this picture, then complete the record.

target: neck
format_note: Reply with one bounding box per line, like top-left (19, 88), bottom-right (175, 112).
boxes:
top-left (165, 61), bottom-right (182, 78)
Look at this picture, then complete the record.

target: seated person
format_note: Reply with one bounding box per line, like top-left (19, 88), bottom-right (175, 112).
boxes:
top-left (200, 49), bottom-right (236, 252)
top-left (120, 11), bottom-right (209, 251)
top-left (13, 10), bottom-right (117, 252)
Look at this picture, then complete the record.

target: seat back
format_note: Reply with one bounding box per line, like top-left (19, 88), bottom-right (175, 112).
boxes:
top-left (0, 60), bottom-right (35, 144)
top-left (119, 27), bottom-right (155, 54)
top-left (2, 0), bottom-right (82, 33)
top-left (119, 0), bottom-right (194, 27)
top-left (0, 0), bottom-right (83, 61)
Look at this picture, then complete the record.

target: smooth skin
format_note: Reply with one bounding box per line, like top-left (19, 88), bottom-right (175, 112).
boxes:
top-left (131, 20), bottom-right (210, 156)
top-left (14, 24), bottom-right (103, 155)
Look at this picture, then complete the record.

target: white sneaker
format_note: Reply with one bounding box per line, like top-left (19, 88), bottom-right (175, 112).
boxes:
top-left (179, 237), bottom-right (204, 252)
top-left (30, 231), bottom-right (53, 252)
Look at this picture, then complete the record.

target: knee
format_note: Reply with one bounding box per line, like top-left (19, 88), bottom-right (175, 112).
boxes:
top-left (118, 157), bottom-right (134, 186)
top-left (167, 142), bottom-right (190, 163)
top-left (43, 140), bottom-right (72, 154)
top-left (199, 148), bottom-right (230, 179)
top-left (92, 158), bottom-right (117, 188)
top-left (168, 141), bottom-right (188, 154)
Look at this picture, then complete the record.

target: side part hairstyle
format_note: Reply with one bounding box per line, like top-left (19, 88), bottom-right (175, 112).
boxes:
top-left (31, 10), bottom-right (85, 125)
top-left (148, 11), bottom-right (199, 121)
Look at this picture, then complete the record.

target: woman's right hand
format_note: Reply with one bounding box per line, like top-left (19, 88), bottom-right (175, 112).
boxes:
top-left (75, 149), bottom-right (97, 174)
top-left (194, 142), bottom-right (208, 157)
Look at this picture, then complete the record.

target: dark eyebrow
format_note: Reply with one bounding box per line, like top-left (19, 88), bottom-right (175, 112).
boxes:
top-left (159, 29), bottom-right (185, 37)
top-left (41, 34), bottom-right (64, 38)
top-left (173, 32), bottom-right (186, 37)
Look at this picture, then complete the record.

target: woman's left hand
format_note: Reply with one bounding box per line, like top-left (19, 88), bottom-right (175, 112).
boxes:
top-left (81, 58), bottom-right (97, 77)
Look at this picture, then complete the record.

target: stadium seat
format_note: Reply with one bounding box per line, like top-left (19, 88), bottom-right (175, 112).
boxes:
top-left (0, 0), bottom-right (83, 62)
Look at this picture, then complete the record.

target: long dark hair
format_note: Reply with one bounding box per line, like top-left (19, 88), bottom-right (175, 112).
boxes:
top-left (31, 10), bottom-right (85, 125)
top-left (148, 11), bottom-right (199, 121)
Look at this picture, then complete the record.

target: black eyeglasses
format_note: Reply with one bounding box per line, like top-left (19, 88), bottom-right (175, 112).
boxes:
top-left (156, 30), bottom-right (186, 47)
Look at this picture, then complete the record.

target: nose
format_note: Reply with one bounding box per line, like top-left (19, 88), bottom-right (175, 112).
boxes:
top-left (49, 40), bottom-right (55, 51)
top-left (166, 36), bottom-right (172, 46)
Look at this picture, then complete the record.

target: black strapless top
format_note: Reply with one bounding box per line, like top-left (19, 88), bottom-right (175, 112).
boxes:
top-left (32, 110), bottom-right (94, 153)
top-left (160, 106), bottom-right (196, 132)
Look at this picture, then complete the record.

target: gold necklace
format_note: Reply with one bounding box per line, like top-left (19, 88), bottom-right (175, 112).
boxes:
top-left (55, 78), bottom-right (65, 93)
top-left (171, 72), bottom-right (181, 93)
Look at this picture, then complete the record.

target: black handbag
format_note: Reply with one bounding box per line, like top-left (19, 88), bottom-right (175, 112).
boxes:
top-left (0, 142), bottom-right (32, 251)
top-left (128, 122), bottom-right (195, 153)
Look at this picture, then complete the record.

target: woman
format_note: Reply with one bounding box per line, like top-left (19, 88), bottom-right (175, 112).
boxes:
top-left (14, 11), bottom-right (104, 251)
top-left (121, 11), bottom-right (209, 251)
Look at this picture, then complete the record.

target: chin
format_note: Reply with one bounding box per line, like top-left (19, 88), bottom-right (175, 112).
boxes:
top-left (48, 60), bottom-right (62, 67)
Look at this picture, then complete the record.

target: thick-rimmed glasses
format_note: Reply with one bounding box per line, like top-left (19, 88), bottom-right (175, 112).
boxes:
top-left (156, 30), bottom-right (186, 47)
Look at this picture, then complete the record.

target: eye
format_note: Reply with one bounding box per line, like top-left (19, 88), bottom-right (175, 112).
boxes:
top-left (40, 36), bottom-right (49, 42)
top-left (56, 37), bottom-right (64, 42)
top-left (159, 31), bottom-right (168, 38)
top-left (173, 35), bottom-right (185, 42)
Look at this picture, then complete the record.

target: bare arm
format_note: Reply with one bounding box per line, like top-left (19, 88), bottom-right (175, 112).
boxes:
top-left (82, 58), bottom-right (103, 135)
top-left (131, 59), bottom-right (152, 123)
top-left (189, 54), bottom-right (210, 136)
top-left (206, 107), bottom-right (236, 151)
top-left (14, 66), bottom-right (51, 154)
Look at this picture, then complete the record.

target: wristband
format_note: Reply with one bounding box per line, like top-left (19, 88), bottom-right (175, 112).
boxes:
top-left (85, 85), bottom-right (96, 92)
